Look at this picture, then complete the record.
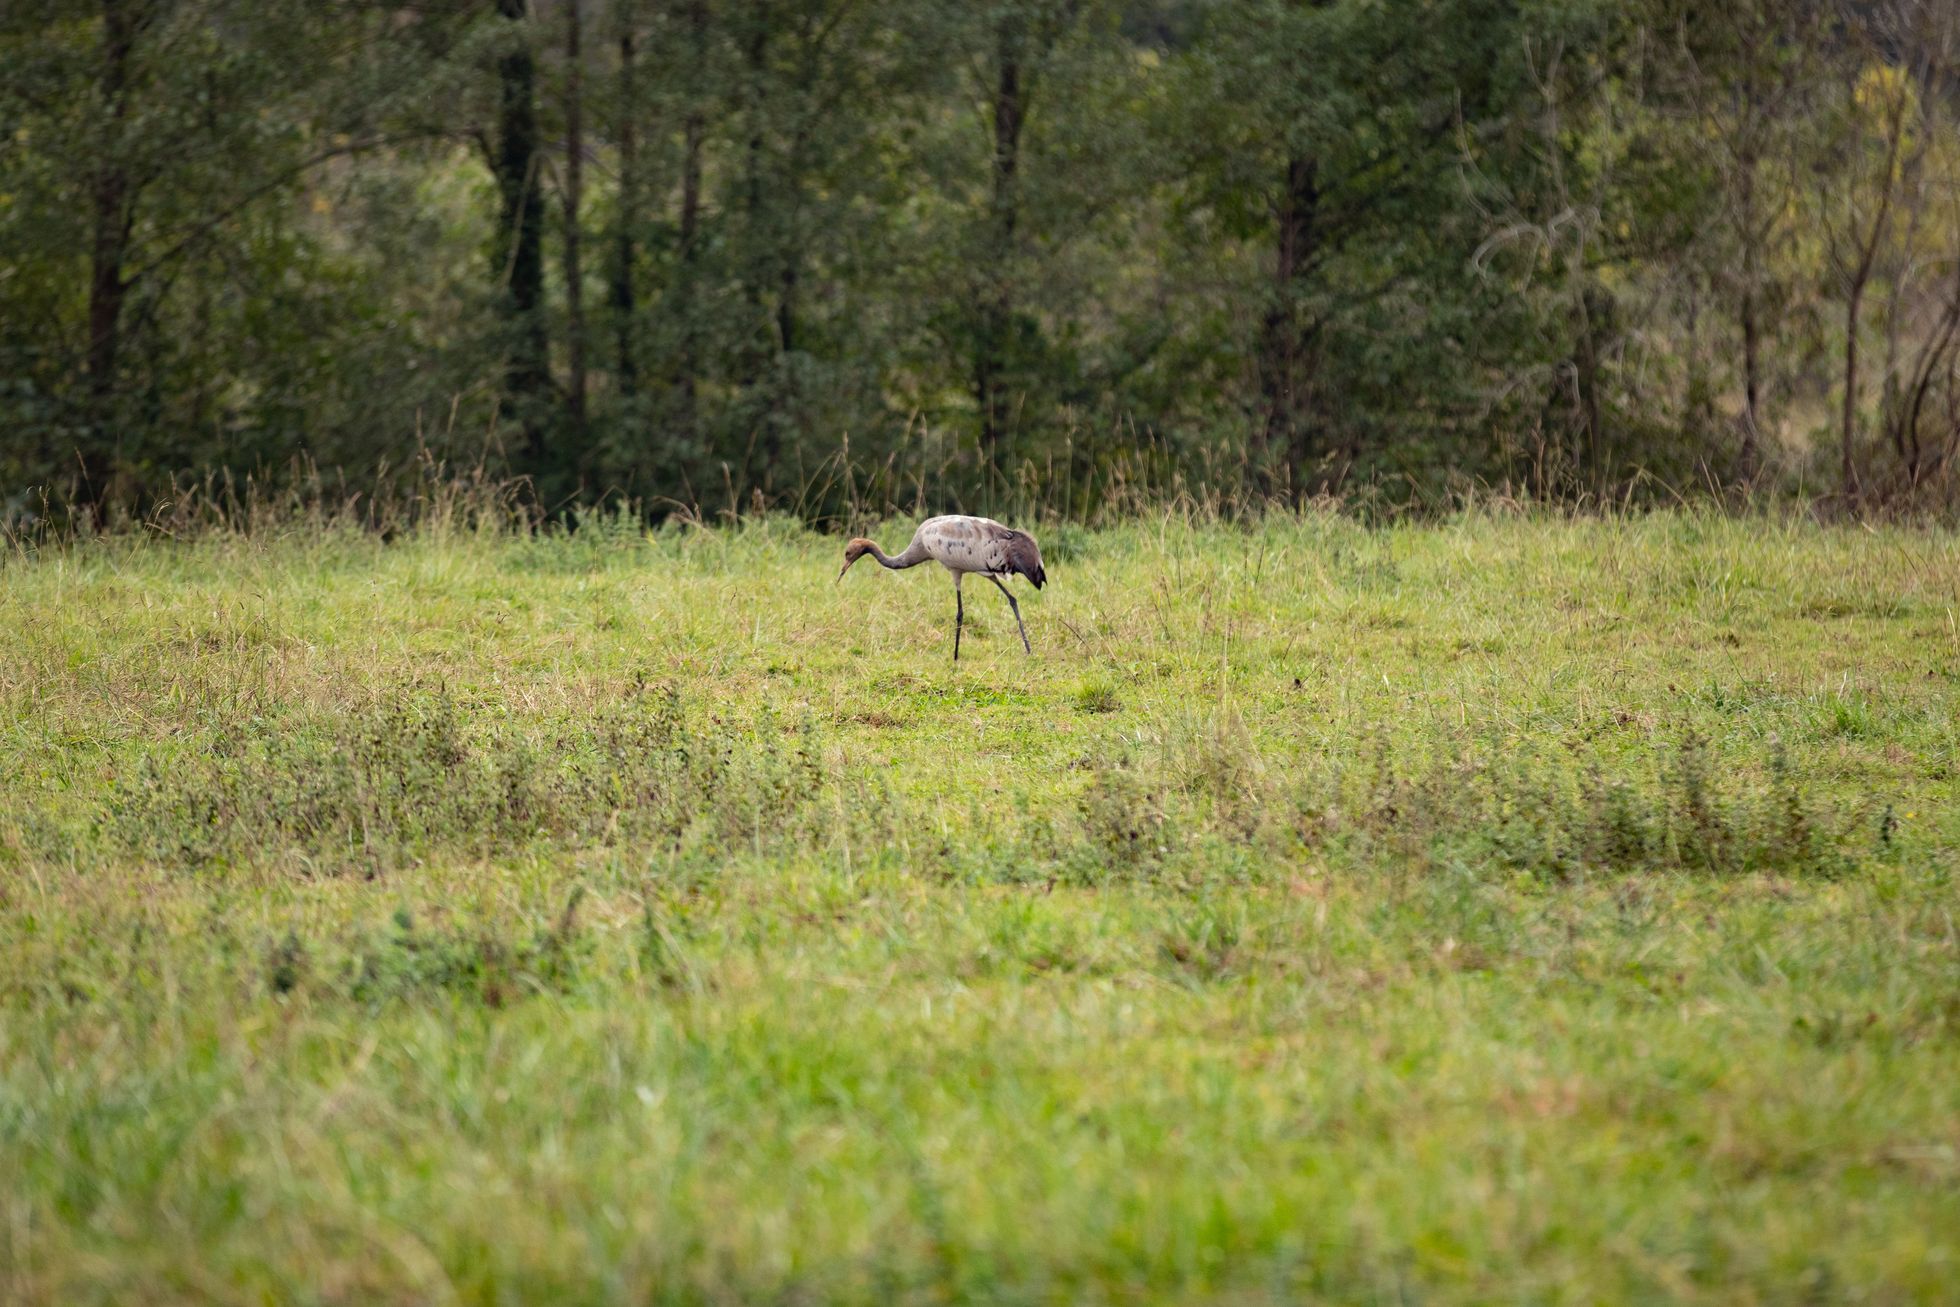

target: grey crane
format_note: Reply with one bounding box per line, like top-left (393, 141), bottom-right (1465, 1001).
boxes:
top-left (837, 515), bottom-right (1047, 661)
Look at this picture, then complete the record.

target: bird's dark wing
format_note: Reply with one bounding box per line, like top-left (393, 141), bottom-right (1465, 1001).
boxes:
top-left (982, 526), bottom-right (1046, 589)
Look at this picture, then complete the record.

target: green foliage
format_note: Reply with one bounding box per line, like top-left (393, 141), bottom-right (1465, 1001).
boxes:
top-left (6, 0), bottom-right (1958, 521)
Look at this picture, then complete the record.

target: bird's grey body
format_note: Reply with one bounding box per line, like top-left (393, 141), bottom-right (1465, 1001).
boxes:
top-left (837, 515), bottom-right (1046, 661)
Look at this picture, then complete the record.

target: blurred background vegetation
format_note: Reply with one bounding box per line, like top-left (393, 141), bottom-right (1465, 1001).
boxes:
top-left (3, 0), bottom-right (1958, 525)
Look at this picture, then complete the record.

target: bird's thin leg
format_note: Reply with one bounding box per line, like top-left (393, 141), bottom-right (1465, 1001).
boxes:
top-left (953, 576), bottom-right (964, 663)
top-left (990, 575), bottom-right (1031, 655)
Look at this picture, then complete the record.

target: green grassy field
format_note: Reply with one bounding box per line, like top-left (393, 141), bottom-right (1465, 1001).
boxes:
top-left (2, 510), bottom-right (1957, 1304)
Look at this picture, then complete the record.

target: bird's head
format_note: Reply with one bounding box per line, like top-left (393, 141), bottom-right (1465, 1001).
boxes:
top-left (836, 538), bottom-right (876, 583)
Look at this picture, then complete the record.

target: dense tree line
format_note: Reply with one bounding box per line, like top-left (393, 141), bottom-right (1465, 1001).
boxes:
top-left (2, 0), bottom-right (1957, 523)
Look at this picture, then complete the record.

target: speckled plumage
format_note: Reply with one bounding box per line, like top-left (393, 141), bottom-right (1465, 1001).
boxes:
top-left (836, 515), bottom-right (1046, 661)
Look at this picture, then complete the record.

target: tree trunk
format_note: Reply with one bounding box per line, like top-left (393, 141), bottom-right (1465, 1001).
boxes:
top-left (1741, 283), bottom-right (1762, 482)
top-left (739, 19), bottom-right (769, 384)
top-left (1575, 286), bottom-right (1610, 491)
top-left (677, 106), bottom-right (703, 425)
top-left (1878, 150), bottom-right (1923, 469)
top-left (778, 251), bottom-right (797, 357)
top-left (1892, 294), bottom-right (1959, 488)
top-left (82, 0), bottom-right (139, 513)
top-left (734, 14), bottom-right (777, 487)
top-left (976, 15), bottom-right (1024, 471)
top-left (610, 11), bottom-right (637, 396)
top-left (675, 0), bottom-right (706, 436)
top-left (1842, 280), bottom-right (1865, 504)
top-left (1737, 156), bottom-right (1762, 483)
top-left (766, 236), bottom-right (797, 485)
top-left (1828, 68), bottom-right (1908, 509)
top-left (1257, 155), bottom-right (1319, 497)
top-left (562, 0), bottom-right (587, 434)
top-left (494, 0), bottom-right (550, 473)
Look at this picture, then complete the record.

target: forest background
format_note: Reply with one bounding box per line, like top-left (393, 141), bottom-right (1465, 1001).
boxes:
top-left (3, 0), bottom-right (1959, 524)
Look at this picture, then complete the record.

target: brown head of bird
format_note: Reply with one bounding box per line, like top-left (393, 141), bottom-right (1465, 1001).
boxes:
top-left (836, 538), bottom-right (881, 582)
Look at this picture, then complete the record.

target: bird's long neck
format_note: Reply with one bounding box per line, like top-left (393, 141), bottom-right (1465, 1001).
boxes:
top-left (867, 537), bottom-right (929, 569)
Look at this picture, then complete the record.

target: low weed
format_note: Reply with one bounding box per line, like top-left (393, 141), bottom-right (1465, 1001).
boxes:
top-left (1060, 716), bottom-right (1869, 885)
top-left (1072, 678), bottom-right (1121, 714)
top-left (339, 896), bottom-right (591, 1008)
top-left (107, 682), bottom-right (824, 874)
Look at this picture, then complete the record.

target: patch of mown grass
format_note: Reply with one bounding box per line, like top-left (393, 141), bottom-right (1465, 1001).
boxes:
top-left (0, 511), bottom-right (1957, 1303)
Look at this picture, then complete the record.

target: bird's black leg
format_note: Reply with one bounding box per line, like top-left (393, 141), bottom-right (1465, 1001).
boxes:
top-left (953, 582), bottom-right (963, 662)
top-left (990, 575), bottom-right (1032, 654)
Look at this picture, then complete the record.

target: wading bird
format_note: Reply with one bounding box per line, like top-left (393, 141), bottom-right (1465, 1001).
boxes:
top-left (836, 515), bottom-right (1047, 662)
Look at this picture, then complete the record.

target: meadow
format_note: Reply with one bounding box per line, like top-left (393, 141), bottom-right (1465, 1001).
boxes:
top-left (1, 508), bottom-right (1957, 1304)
